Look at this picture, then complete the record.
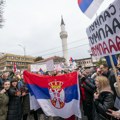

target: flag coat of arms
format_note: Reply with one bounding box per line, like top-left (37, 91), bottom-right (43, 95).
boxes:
top-left (78, 0), bottom-right (104, 18)
top-left (23, 71), bottom-right (81, 118)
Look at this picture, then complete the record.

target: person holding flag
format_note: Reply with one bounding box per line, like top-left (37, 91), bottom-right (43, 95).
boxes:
top-left (23, 70), bottom-right (81, 119)
top-left (13, 62), bottom-right (17, 73)
top-left (69, 57), bottom-right (77, 70)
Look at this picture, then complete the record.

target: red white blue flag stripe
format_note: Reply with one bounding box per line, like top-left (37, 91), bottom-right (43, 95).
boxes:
top-left (23, 71), bottom-right (81, 118)
top-left (78, 0), bottom-right (104, 18)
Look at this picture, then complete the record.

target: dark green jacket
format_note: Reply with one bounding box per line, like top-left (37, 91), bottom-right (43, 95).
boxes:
top-left (0, 93), bottom-right (9, 120)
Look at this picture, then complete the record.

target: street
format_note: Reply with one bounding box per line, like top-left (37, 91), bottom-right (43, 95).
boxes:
top-left (27, 114), bottom-right (88, 120)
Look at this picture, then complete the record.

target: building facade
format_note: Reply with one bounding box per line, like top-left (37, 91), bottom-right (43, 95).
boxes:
top-left (36, 56), bottom-right (65, 64)
top-left (75, 57), bottom-right (95, 68)
top-left (0, 53), bottom-right (35, 72)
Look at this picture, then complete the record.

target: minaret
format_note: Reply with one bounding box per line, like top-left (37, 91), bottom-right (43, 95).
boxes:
top-left (60, 16), bottom-right (68, 63)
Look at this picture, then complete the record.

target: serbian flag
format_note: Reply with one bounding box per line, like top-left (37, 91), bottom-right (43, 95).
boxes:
top-left (39, 68), bottom-right (44, 75)
top-left (78, 0), bottom-right (103, 18)
top-left (69, 57), bottom-right (74, 63)
top-left (13, 62), bottom-right (17, 73)
top-left (23, 71), bottom-right (81, 118)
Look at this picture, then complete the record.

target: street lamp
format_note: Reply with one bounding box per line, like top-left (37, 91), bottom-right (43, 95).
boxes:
top-left (18, 44), bottom-right (26, 70)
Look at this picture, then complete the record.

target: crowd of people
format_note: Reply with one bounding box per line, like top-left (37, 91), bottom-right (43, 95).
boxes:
top-left (0, 63), bottom-right (120, 120)
top-left (0, 72), bottom-right (39, 120)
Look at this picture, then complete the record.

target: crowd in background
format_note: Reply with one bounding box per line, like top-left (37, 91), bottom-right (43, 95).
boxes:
top-left (0, 63), bottom-right (120, 120)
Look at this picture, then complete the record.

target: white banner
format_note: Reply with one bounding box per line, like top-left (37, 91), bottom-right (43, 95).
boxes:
top-left (31, 64), bottom-right (47, 72)
top-left (46, 60), bottom-right (54, 71)
top-left (30, 60), bottom-right (54, 72)
top-left (86, 0), bottom-right (120, 57)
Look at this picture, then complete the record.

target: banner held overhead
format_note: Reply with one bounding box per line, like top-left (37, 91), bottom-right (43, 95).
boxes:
top-left (86, 0), bottom-right (120, 57)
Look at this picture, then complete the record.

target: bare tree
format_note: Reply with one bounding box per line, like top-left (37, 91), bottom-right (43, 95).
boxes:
top-left (0, 0), bottom-right (4, 28)
top-left (34, 56), bottom-right (44, 62)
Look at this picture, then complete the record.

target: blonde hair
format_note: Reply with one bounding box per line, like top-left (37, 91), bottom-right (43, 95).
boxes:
top-left (95, 76), bottom-right (110, 92)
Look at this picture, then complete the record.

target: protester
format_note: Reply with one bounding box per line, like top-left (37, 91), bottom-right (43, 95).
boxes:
top-left (100, 64), bottom-right (117, 99)
top-left (80, 69), bottom-right (95, 120)
top-left (93, 76), bottom-right (114, 120)
top-left (8, 71), bottom-right (14, 81)
top-left (108, 93), bottom-right (120, 120)
top-left (0, 73), bottom-right (3, 89)
top-left (16, 74), bottom-right (24, 90)
top-left (114, 72), bottom-right (120, 97)
top-left (0, 64), bottom-right (117, 120)
top-left (21, 83), bottom-right (30, 120)
top-left (7, 78), bottom-right (22, 120)
top-left (0, 72), bottom-right (9, 89)
top-left (91, 68), bottom-right (101, 79)
top-left (0, 80), bottom-right (10, 120)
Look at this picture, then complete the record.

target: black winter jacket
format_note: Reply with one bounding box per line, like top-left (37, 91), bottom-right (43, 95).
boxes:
top-left (81, 77), bottom-right (96, 102)
top-left (7, 87), bottom-right (22, 120)
top-left (94, 91), bottom-right (114, 120)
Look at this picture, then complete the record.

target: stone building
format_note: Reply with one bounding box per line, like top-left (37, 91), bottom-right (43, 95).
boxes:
top-left (0, 53), bottom-right (35, 72)
top-left (75, 57), bottom-right (95, 68)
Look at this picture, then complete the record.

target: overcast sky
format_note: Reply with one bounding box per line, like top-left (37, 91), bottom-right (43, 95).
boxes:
top-left (0, 0), bottom-right (114, 59)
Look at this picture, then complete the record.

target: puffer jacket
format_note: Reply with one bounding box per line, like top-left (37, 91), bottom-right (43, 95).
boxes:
top-left (94, 91), bottom-right (114, 120)
top-left (7, 87), bottom-right (22, 120)
top-left (0, 93), bottom-right (9, 120)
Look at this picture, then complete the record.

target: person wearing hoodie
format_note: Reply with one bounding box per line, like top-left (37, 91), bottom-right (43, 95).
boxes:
top-left (100, 64), bottom-right (117, 99)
